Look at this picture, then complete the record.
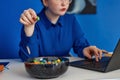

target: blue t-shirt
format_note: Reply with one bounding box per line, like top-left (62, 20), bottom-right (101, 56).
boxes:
top-left (19, 9), bottom-right (90, 61)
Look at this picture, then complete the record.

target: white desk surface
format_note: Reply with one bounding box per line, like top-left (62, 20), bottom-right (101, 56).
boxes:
top-left (0, 57), bottom-right (120, 80)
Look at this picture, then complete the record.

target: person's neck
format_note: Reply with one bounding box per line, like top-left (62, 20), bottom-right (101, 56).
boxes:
top-left (45, 10), bottom-right (60, 24)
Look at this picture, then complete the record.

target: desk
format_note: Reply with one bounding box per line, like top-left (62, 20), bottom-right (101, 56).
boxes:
top-left (0, 57), bottom-right (120, 80)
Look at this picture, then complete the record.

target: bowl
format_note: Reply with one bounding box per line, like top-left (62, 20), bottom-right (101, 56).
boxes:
top-left (24, 57), bottom-right (69, 79)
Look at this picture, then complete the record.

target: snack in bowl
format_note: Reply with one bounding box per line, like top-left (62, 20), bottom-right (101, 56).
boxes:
top-left (24, 57), bottom-right (69, 79)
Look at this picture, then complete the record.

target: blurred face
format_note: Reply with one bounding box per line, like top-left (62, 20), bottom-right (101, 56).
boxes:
top-left (43, 0), bottom-right (72, 16)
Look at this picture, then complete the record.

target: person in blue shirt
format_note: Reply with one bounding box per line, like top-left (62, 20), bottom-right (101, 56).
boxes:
top-left (19, 0), bottom-right (106, 61)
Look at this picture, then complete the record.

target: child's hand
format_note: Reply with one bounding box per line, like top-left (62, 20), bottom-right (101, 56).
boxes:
top-left (19, 8), bottom-right (38, 27)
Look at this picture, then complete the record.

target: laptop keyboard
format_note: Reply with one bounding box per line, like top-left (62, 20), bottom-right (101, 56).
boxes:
top-left (70, 57), bottom-right (111, 71)
top-left (80, 60), bottom-right (108, 68)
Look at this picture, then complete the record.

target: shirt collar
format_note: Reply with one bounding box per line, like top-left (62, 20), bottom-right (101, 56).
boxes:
top-left (39, 8), bottom-right (63, 29)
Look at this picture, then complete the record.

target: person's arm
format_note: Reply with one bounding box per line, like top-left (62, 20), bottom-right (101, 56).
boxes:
top-left (19, 8), bottom-right (39, 61)
top-left (72, 16), bottom-right (90, 58)
top-left (73, 37), bottom-right (90, 58)
top-left (19, 26), bottom-right (39, 61)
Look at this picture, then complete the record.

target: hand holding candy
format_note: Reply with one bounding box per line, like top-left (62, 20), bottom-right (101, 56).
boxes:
top-left (19, 8), bottom-right (39, 27)
top-left (19, 8), bottom-right (40, 37)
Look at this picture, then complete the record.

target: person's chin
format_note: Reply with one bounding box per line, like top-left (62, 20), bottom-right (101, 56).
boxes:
top-left (59, 12), bottom-right (66, 16)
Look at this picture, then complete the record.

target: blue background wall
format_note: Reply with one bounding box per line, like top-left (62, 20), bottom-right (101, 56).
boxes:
top-left (0, 0), bottom-right (120, 59)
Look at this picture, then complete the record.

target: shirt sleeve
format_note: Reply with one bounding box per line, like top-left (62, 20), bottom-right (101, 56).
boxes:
top-left (72, 16), bottom-right (90, 58)
top-left (19, 25), bottom-right (39, 61)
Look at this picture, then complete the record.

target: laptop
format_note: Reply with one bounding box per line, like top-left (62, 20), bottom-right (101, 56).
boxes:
top-left (70, 39), bottom-right (120, 72)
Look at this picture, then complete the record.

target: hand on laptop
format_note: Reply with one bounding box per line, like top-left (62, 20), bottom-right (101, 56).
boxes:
top-left (83, 46), bottom-right (108, 62)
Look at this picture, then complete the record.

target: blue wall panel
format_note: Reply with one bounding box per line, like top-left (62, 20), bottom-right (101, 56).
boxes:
top-left (0, 0), bottom-right (42, 58)
top-left (0, 0), bottom-right (120, 58)
top-left (77, 0), bottom-right (120, 52)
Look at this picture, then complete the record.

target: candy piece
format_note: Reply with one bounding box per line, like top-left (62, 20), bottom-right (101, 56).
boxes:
top-left (33, 59), bottom-right (38, 62)
top-left (42, 59), bottom-right (47, 64)
top-left (47, 61), bottom-right (52, 64)
top-left (39, 58), bottom-right (43, 61)
top-left (36, 16), bottom-right (40, 21)
top-left (40, 62), bottom-right (44, 64)
top-left (34, 62), bottom-right (40, 64)
top-left (33, 59), bottom-right (40, 64)
top-left (57, 59), bottom-right (61, 63)
top-left (62, 60), bottom-right (65, 63)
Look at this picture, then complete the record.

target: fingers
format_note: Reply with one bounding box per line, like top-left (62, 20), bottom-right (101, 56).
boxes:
top-left (83, 48), bottom-right (92, 59)
top-left (91, 46), bottom-right (100, 62)
top-left (23, 9), bottom-right (35, 23)
top-left (19, 8), bottom-right (37, 26)
top-left (97, 49), bottom-right (103, 61)
top-left (102, 50), bottom-right (108, 53)
top-left (29, 8), bottom-right (37, 20)
top-left (20, 14), bottom-right (31, 26)
top-left (92, 46), bottom-right (103, 62)
top-left (83, 46), bottom-right (104, 62)
top-left (98, 49), bottom-right (103, 59)
top-left (97, 49), bottom-right (109, 60)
